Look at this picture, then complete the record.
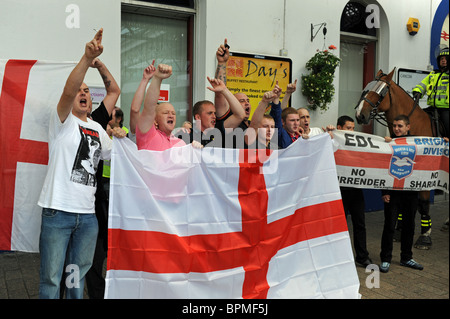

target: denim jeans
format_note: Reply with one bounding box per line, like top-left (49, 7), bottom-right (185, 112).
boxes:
top-left (39, 208), bottom-right (98, 299)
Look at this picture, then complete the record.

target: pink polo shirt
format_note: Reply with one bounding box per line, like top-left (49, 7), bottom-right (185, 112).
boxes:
top-left (136, 125), bottom-right (186, 151)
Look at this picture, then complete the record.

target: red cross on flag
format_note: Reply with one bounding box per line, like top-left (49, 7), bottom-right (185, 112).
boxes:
top-left (0, 60), bottom-right (75, 252)
top-left (105, 137), bottom-right (360, 299)
top-left (333, 131), bottom-right (449, 192)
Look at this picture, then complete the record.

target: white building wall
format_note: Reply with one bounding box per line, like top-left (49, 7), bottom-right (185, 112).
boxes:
top-left (379, 0), bottom-right (433, 71)
top-left (0, 0), bottom-right (443, 128)
top-left (198, 0), bottom-right (441, 128)
top-left (0, 0), bottom-right (121, 96)
top-left (199, 0), bottom-right (347, 127)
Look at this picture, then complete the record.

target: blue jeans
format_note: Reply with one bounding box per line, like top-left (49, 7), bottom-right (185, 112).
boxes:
top-left (39, 208), bottom-right (98, 299)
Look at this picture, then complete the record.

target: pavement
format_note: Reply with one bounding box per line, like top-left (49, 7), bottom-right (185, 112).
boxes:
top-left (0, 195), bottom-right (448, 300)
top-left (353, 193), bottom-right (449, 299)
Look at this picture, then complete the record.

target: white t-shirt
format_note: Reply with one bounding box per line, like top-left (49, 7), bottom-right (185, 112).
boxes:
top-left (38, 110), bottom-right (112, 214)
top-left (308, 127), bottom-right (324, 137)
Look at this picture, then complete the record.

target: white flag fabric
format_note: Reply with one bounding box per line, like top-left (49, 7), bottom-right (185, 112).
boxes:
top-left (0, 59), bottom-right (75, 252)
top-left (105, 135), bottom-right (360, 299)
top-left (333, 130), bottom-right (449, 193)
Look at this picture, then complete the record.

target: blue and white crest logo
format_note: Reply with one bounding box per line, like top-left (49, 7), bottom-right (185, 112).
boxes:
top-left (389, 145), bottom-right (417, 180)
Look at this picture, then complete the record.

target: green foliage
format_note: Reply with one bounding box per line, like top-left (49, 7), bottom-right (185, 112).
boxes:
top-left (301, 46), bottom-right (340, 112)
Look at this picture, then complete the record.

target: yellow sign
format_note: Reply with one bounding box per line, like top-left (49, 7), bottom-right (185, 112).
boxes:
top-left (226, 52), bottom-right (292, 117)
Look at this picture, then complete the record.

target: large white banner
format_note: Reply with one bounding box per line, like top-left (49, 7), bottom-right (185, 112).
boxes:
top-left (333, 131), bottom-right (449, 193)
top-left (105, 136), bottom-right (360, 299)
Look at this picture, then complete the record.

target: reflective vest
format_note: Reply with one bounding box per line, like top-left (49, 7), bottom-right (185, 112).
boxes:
top-left (412, 71), bottom-right (449, 108)
top-left (103, 126), bottom-right (129, 179)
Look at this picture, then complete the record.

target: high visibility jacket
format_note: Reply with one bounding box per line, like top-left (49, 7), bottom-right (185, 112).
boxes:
top-left (412, 71), bottom-right (449, 108)
top-left (103, 126), bottom-right (129, 178)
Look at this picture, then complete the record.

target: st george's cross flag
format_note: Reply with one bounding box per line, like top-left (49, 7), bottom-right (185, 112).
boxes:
top-left (0, 60), bottom-right (75, 252)
top-left (105, 135), bottom-right (360, 299)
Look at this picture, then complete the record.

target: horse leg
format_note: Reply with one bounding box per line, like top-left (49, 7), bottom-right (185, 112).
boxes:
top-left (414, 191), bottom-right (432, 250)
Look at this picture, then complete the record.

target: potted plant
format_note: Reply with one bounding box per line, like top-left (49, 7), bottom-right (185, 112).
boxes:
top-left (301, 45), bottom-right (341, 112)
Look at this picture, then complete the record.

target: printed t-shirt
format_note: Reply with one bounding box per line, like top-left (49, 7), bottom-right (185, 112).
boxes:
top-left (38, 110), bottom-right (112, 214)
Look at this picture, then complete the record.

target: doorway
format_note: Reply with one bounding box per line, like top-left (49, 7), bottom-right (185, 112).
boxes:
top-left (338, 1), bottom-right (377, 133)
top-left (339, 40), bottom-right (376, 133)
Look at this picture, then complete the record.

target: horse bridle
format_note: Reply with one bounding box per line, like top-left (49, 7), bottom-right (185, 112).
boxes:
top-left (356, 73), bottom-right (420, 127)
top-left (365, 74), bottom-right (391, 106)
top-left (355, 73), bottom-right (392, 126)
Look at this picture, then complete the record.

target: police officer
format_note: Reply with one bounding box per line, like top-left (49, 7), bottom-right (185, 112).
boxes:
top-left (412, 47), bottom-right (448, 249)
top-left (413, 47), bottom-right (449, 138)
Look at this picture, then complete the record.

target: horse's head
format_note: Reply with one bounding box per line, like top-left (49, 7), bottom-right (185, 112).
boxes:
top-left (355, 68), bottom-right (395, 124)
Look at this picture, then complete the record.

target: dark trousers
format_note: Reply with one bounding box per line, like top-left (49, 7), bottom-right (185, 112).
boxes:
top-left (437, 108), bottom-right (449, 138)
top-left (341, 188), bottom-right (370, 263)
top-left (426, 107), bottom-right (449, 137)
top-left (85, 231), bottom-right (107, 299)
top-left (85, 179), bottom-right (109, 299)
top-left (380, 190), bottom-right (418, 263)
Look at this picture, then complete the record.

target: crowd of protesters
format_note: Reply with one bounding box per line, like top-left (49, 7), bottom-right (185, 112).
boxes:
top-left (37, 30), bottom-right (448, 299)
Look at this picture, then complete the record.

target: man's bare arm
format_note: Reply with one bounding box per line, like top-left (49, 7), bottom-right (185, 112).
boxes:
top-left (130, 61), bottom-right (156, 134)
top-left (91, 58), bottom-right (121, 115)
top-left (214, 38), bottom-right (230, 118)
top-left (57, 28), bottom-right (103, 123)
top-left (137, 64), bottom-right (172, 134)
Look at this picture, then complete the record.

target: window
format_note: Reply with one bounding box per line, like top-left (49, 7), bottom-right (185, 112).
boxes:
top-left (138, 0), bottom-right (194, 9)
top-left (121, 10), bottom-right (193, 130)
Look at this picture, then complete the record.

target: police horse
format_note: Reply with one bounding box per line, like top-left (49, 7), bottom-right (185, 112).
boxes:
top-left (355, 68), bottom-right (446, 249)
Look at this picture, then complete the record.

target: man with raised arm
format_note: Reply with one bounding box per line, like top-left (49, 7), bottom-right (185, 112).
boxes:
top-left (135, 63), bottom-right (186, 151)
top-left (213, 39), bottom-right (252, 145)
top-left (128, 60), bottom-right (156, 142)
top-left (38, 29), bottom-right (126, 299)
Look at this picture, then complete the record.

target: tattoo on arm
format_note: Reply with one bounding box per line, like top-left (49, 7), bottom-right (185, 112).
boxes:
top-left (101, 74), bottom-right (111, 88)
top-left (215, 64), bottom-right (227, 84)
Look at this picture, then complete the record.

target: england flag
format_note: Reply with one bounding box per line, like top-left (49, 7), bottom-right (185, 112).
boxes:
top-left (105, 135), bottom-right (360, 299)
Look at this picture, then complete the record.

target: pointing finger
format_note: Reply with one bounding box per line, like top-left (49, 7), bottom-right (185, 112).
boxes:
top-left (94, 28), bottom-right (103, 44)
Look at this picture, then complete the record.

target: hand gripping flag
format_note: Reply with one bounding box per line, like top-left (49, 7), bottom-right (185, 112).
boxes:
top-left (105, 135), bottom-right (360, 299)
top-left (0, 60), bottom-right (75, 252)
